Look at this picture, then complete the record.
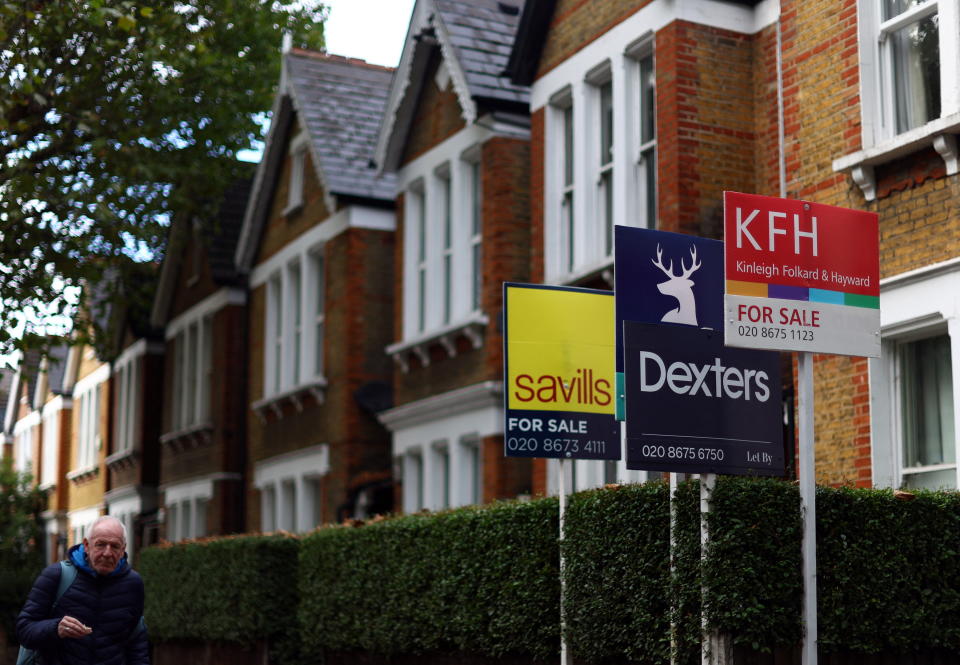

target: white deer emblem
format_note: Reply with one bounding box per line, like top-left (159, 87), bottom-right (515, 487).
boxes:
top-left (652, 244), bottom-right (702, 326)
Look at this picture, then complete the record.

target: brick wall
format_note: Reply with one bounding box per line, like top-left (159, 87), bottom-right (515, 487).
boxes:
top-left (400, 48), bottom-right (467, 165)
top-left (656, 20), bottom-right (757, 238)
top-left (536, 0), bottom-right (651, 80)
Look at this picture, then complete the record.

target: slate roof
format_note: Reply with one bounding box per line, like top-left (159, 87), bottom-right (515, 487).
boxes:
top-left (433, 0), bottom-right (529, 106)
top-left (207, 176), bottom-right (254, 285)
top-left (44, 343), bottom-right (70, 396)
top-left (0, 368), bottom-right (12, 431)
top-left (286, 51), bottom-right (397, 201)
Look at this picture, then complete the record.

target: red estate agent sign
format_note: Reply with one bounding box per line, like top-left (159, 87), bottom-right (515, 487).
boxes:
top-left (723, 191), bottom-right (880, 357)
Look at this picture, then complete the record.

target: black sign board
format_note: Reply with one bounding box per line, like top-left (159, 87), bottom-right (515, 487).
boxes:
top-left (624, 321), bottom-right (784, 476)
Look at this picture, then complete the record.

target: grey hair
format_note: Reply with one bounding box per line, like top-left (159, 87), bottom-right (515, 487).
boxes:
top-left (87, 515), bottom-right (127, 546)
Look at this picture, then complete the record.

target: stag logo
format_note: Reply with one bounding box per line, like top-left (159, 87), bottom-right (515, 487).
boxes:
top-left (652, 244), bottom-right (702, 326)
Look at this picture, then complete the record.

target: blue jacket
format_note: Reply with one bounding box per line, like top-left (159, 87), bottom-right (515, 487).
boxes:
top-left (16, 544), bottom-right (150, 665)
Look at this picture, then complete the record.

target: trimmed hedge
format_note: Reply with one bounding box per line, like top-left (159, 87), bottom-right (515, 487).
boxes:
top-left (298, 498), bottom-right (560, 661)
top-left (139, 534), bottom-right (301, 660)
top-left (139, 480), bottom-right (960, 664)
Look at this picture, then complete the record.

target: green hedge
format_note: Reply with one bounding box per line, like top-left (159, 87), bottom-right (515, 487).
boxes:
top-left (139, 534), bottom-right (300, 659)
top-left (298, 498), bottom-right (560, 661)
top-left (139, 480), bottom-right (960, 664)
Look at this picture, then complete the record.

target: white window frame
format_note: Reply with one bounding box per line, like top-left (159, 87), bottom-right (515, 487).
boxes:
top-left (13, 412), bottom-right (39, 475)
top-left (466, 155), bottom-right (483, 313)
top-left (162, 475), bottom-right (225, 542)
top-left (395, 124), bottom-right (505, 347)
top-left (586, 62), bottom-right (615, 258)
top-left (171, 315), bottom-right (211, 432)
top-left (438, 164), bottom-right (453, 326)
top-left (113, 347), bottom-right (143, 455)
top-left (254, 444), bottom-right (329, 533)
top-left (284, 132), bottom-right (308, 216)
top-left (73, 365), bottom-right (108, 474)
top-left (262, 246), bottom-right (327, 400)
top-left (41, 405), bottom-right (60, 487)
top-left (543, 37), bottom-right (659, 284)
top-left (859, 0), bottom-right (960, 146)
top-left (626, 38), bottom-right (657, 230)
top-left (869, 259), bottom-right (960, 489)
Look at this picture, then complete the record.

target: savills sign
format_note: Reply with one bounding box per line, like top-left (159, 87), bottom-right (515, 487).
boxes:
top-left (503, 283), bottom-right (620, 460)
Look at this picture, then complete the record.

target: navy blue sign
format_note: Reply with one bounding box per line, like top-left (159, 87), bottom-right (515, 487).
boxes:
top-left (614, 227), bottom-right (723, 420)
top-left (624, 321), bottom-right (784, 476)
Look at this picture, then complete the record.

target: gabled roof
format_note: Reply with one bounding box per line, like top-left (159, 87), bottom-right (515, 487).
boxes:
top-left (151, 175), bottom-right (253, 328)
top-left (375, 0), bottom-right (529, 172)
top-left (235, 50), bottom-right (397, 274)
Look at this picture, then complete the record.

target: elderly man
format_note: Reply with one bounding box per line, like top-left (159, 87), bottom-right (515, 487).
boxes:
top-left (17, 515), bottom-right (150, 665)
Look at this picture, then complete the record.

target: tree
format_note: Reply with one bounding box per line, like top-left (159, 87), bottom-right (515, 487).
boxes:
top-left (0, 0), bottom-right (326, 357)
top-left (0, 458), bottom-right (46, 650)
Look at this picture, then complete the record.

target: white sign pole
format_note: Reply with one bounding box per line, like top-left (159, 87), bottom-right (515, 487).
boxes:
top-left (798, 352), bottom-right (817, 665)
top-left (670, 472), bottom-right (680, 665)
top-left (559, 458), bottom-right (572, 665)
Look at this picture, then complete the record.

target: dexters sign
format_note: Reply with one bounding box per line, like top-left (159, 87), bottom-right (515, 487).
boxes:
top-left (503, 283), bottom-right (620, 460)
top-left (624, 322), bottom-right (784, 476)
top-left (614, 226), bottom-right (723, 419)
top-left (723, 191), bottom-right (880, 357)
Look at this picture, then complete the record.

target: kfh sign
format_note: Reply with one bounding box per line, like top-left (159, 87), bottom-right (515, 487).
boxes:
top-left (624, 322), bottom-right (784, 476)
top-left (503, 283), bottom-right (620, 460)
top-left (723, 191), bottom-right (880, 357)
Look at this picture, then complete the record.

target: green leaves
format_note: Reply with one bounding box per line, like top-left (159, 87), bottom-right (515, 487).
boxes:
top-left (0, 0), bottom-right (326, 356)
top-left (139, 482), bottom-right (960, 664)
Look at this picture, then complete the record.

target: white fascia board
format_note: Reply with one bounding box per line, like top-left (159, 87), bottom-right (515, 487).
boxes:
top-left (432, 2), bottom-right (478, 126)
top-left (112, 338), bottom-right (163, 372)
top-left (396, 123), bottom-right (494, 190)
top-left (235, 86), bottom-right (291, 273)
top-left (160, 472), bottom-right (241, 504)
top-left (380, 382), bottom-right (503, 455)
top-left (249, 205), bottom-right (394, 288)
top-left (73, 363), bottom-right (110, 396)
top-left (375, 0), bottom-right (433, 170)
top-left (13, 410), bottom-right (41, 434)
top-left (41, 395), bottom-right (67, 418)
top-left (529, 0), bottom-right (779, 111)
top-left (879, 258), bottom-right (960, 332)
top-left (165, 287), bottom-right (246, 340)
top-left (253, 444), bottom-right (330, 487)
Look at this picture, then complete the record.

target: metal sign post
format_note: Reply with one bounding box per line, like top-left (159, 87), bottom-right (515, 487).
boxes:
top-left (559, 457), bottom-right (571, 665)
top-left (798, 353), bottom-right (816, 665)
top-left (721, 191), bottom-right (880, 665)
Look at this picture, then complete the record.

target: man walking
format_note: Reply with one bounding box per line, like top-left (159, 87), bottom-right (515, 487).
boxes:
top-left (17, 515), bottom-right (150, 664)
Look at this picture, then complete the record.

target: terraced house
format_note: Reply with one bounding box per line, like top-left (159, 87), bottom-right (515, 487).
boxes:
top-left (508, 0), bottom-right (958, 491)
top-left (235, 46), bottom-right (397, 530)
top-left (374, 0), bottom-right (535, 513)
top-left (4, 0), bottom-right (958, 544)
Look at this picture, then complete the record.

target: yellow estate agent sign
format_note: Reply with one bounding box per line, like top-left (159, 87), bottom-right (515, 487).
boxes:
top-left (503, 283), bottom-right (620, 460)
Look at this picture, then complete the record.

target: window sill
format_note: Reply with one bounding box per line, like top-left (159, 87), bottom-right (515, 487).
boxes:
top-left (833, 113), bottom-right (960, 201)
top-left (106, 448), bottom-right (139, 471)
top-left (66, 465), bottom-right (100, 484)
top-left (160, 422), bottom-right (214, 452)
top-left (252, 377), bottom-right (328, 422)
top-left (547, 257), bottom-right (615, 289)
top-left (385, 313), bottom-right (489, 373)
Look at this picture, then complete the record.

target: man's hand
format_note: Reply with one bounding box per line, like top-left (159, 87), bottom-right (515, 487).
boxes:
top-left (58, 616), bottom-right (92, 639)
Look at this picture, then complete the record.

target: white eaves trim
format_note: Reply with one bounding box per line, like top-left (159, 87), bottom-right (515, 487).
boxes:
top-left (165, 287), bottom-right (246, 340)
top-left (375, 0), bottom-right (479, 172)
top-left (249, 206), bottom-right (394, 288)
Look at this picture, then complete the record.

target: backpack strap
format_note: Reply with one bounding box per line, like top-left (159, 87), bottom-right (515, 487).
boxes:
top-left (52, 560), bottom-right (77, 609)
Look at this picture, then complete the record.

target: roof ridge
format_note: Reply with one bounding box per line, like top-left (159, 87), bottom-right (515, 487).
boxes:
top-left (289, 48), bottom-right (396, 73)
